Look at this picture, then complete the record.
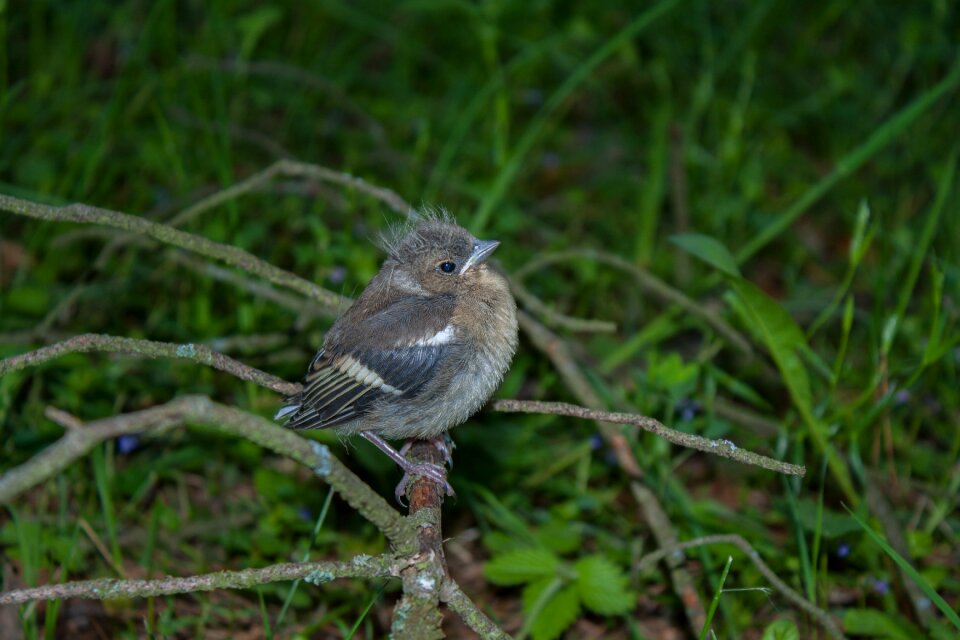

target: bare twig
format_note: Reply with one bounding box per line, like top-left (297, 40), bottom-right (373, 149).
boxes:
top-left (631, 483), bottom-right (706, 635)
top-left (507, 275), bottom-right (616, 333)
top-left (0, 333), bottom-right (300, 396)
top-left (0, 193), bottom-right (349, 310)
top-left (494, 399), bottom-right (804, 477)
top-left (0, 556), bottom-right (395, 605)
top-left (635, 534), bottom-right (846, 640)
top-left (167, 159), bottom-right (415, 228)
top-left (514, 249), bottom-right (753, 354)
top-left (169, 252), bottom-right (336, 325)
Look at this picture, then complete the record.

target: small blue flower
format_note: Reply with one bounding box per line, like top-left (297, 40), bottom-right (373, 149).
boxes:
top-left (117, 434), bottom-right (140, 455)
top-left (677, 398), bottom-right (701, 421)
top-left (329, 266), bottom-right (347, 285)
top-left (589, 434), bottom-right (603, 450)
top-left (870, 577), bottom-right (890, 595)
top-left (837, 542), bottom-right (851, 558)
top-left (297, 506), bottom-right (313, 522)
top-left (894, 389), bottom-right (911, 406)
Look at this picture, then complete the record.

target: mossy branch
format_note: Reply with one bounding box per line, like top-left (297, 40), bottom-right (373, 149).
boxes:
top-left (0, 556), bottom-right (395, 605)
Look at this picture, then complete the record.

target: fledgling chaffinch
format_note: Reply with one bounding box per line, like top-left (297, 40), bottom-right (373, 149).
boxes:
top-left (276, 214), bottom-right (518, 500)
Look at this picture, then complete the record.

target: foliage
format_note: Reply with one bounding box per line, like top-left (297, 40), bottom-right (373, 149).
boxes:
top-left (2, 0), bottom-right (959, 637)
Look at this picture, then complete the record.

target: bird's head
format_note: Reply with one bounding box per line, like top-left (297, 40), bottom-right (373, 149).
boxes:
top-left (384, 216), bottom-right (501, 296)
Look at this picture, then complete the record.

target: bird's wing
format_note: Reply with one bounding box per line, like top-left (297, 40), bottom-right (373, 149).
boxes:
top-left (277, 295), bottom-right (459, 430)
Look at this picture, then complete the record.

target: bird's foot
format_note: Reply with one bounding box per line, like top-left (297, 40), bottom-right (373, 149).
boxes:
top-left (360, 431), bottom-right (455, 504)
top-left (394, 462), bottom-right (455, 504)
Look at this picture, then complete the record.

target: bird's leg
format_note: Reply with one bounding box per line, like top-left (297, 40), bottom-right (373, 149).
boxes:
top-left (398, 433), bottom-right (456, 468)
top-left (360, 431), bottom-right (455, 502)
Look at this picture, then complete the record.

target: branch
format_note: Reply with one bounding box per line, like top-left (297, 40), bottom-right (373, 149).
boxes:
top-left (0, 193), bottom-right (349, 310)
top-left (508, 275), bottom-right (616, 333)
top-left (0, 333), bottom-right (300, 396)
top-left (493, 399), bottom-right (804, 477)
top-left (0, 556), bottom-right (396, 605)
top-left (514, 248), bottom-right (753, 354)
top-left (631, 483), bottom-right (706, 634)
top-left (635, 534), bottom-right (846, 640)
top-left (392, 440), bottom-right (447, 639)
top-left (441, 580), bottom-right (512, 640)
top-left (167, 159), bottom-right (416, 228)
top-left (0, 396), bottom-right (410, 547)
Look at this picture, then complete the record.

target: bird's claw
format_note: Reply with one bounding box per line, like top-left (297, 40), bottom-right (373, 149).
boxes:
top-left (394, 461), bottom-right (456, 504)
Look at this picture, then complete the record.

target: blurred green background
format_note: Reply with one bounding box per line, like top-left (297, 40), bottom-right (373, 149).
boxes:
top-left (1, 1), bottom-right (958, 638)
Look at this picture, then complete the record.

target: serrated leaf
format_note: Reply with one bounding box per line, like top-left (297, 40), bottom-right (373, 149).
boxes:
top-left (574, 555), bottom-right (635, 615)
top-left (485, 548), bottom-right (559, 586)
top-left (533, 520), bottom-right (582, 554)
top-left (670, 233), bottom-right (741, 277)
top-left (762, 619), bottom-right (800, 640)
top-left (530, 584), bottom-right (581, 640)
top-left (843, 608), bottom-right (920, 639)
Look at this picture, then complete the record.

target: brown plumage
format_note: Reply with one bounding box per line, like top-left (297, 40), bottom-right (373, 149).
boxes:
top-left (276, 214), bottom-right (518, 498)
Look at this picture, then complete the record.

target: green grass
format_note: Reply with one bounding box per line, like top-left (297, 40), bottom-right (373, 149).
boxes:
top-left (2, 1), bottom-right (959, 637)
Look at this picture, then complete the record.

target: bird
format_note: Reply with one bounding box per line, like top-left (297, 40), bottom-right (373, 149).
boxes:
top-left (276, 213), bottom-right (518, 501)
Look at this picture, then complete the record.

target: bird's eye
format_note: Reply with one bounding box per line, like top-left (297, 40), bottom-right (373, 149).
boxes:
top-left (439, 261), bottom-right (456, 273)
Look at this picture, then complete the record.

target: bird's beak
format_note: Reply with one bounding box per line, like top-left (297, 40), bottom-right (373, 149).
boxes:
top-left (462, 239), bottom-right (500, 272)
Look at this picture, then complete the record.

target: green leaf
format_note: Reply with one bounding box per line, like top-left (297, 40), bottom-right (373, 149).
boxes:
top-left (729, 278), bottom-right (856, 501)
top-left (574, 555), bottom-right (635, 615)
top-left (847, 508), bottom-right (960, 631)
top-left (762, 619), bottom-right (799, 640)
top-left (526, 582), bottom-right (581, 640)
top-left (729, 279), bottom-right (809, 408)
top-left (843, 608), bottom-right (920, 639)
top-left (670, 233), bottom-right (741, 277)
top-left (485, 548), bottom-right (559, 586)
top-left (533, 520), bottom-right (582, 555)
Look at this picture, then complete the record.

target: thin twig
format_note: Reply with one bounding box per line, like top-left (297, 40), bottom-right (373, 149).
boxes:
top-left (635, 534), bottom-right (846, 640)
top-left (493, 399), bottom-right (804, 477)
top-left (0, 556), bottom-right (395, 605)
top-left (631, 483), bottom-right (706, 634)
top-left (168, 159), bottom-right (415, 229)
top-left (169, 251), bottom-right (337, 324)
top-left (0, 193), bottom-right (349, 310)
top-left (508, 275), bottom-right (616, 333)
top-left (0, 333), bottom-right (300, 396)
top-left (514, 248), bottom-right (753, 354)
